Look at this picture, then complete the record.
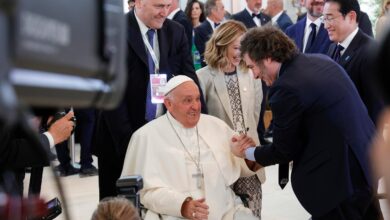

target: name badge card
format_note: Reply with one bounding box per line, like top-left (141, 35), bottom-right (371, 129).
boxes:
top-left (150, 74), bottom-right (167, 104)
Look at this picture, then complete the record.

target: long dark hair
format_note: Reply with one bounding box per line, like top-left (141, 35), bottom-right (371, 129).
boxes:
top-left (184, 0), bottom-right (206, 24)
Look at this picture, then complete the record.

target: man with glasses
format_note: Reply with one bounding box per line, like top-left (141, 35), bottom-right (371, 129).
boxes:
top-left (285, 0), bottom-right (332, 54)
top-left (324, 0), bottom-right (383, 125)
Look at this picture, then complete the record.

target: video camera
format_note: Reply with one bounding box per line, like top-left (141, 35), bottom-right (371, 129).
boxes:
top-left (0, 1), bottom-right (127, 219)
top-left (116, 175), bottom-right (143, 210)
top-left (1, 0), bottom-right (126, 112)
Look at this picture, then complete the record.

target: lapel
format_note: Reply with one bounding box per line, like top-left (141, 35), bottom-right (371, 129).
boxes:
top-left (296, 17), bottom-right (306, 51)
top-left (259, 13), bottom-right (270, 25)
top-left (156, 23), bottom-right (171, 77)
top-left (211, 69), bottom-right (234, 124)
top-left (128, 11), bottom-right (148, 66)
top-left (205, 21), bottom-right (213, 35)
top-left (243, 10), bottom-right (257, 28)
top-left (328, 43), bottom-right (337, 60)
top-left (312, 23), bottom-right (327, 48)
top-left (339, 30), bottom-right (363, 66)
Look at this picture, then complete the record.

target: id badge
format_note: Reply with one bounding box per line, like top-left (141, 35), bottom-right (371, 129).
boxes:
top-left (150, 74), bottom-right (167, 104)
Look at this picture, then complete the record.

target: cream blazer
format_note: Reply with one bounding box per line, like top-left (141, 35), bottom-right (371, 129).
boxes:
top-left (197, 66), bottom-right (265, 183)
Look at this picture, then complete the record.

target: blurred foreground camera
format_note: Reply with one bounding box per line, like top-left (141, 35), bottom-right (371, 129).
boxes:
top-left (116, 175), bottom-right (143, 209)
top-left (41, 197), bottom-right (62, 220)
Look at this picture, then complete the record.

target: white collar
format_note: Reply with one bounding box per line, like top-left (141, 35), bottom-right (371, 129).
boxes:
top-left (168, 8), bottom-right (181, 20)
top-left (206, 17), bottom-right (219, 30)
top-left (272, 10), bottom-right (284, 23)
top-left (339, 27), bottom-right (359, 50)
top-left (167, 112), bottom-right (197, 135)
top-left (305, 16), bottom-right (322, 29)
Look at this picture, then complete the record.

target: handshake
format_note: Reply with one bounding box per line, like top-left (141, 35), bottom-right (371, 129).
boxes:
top-left (230, 134), bottom-right (256, 158)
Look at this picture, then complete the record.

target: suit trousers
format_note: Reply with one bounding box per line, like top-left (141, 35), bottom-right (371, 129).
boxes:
top-left (312, 148), bottom-right (383, 220)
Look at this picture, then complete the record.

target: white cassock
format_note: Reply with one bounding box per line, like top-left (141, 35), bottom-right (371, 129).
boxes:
top-left (121, 112), bottom-right (258, 220)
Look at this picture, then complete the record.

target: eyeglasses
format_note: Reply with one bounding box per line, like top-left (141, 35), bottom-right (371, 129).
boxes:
top-left (322, 15), bottom-right (343, 24)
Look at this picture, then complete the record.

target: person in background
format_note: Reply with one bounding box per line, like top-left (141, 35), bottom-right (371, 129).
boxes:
top-left (168, 0), bottom-right (193, 47)
top-left (196, 20), bottom-right (264, 218)
top-left (296, 0), bottom-right (374, 36)
top-left (285, 0), bottom-right (332, 54)
top-left (128, 0), bottom-right (135, 11)
top-left (324, 0), bottom-right (383, 125)
top-left (375, 0), bottom-right (390, 38)
top-left (0, 111), bottom-right (75, 195)
top-left (184, 0), bottom-right (207, 71)
top-left (265, 0), bottom-right (293, 31)
top-left (91, 197), bottom-right (140, 220)
top-left (185, 0), bottom-right (206, 28)
top-left (194, 0), bottom-right (226, 67)
top-left (231, 0), bottom-right (271, 29)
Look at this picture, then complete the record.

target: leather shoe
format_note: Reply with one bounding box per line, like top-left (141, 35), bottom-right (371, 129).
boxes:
top-left (79, 165), bottom-right (98, 177)
top-left (55, 164), bottom-right (80, 177)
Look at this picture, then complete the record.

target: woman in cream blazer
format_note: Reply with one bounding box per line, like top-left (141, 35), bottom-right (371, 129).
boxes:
top-left (196, 20), bottom-right (264, 219)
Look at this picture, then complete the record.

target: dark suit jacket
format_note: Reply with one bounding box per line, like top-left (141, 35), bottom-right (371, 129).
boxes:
top-left (231, 9), bottom-right (271, 29)
top-left (0, 125), bottom-right (51, 169)
top-left (359, 11), bottom-right (373, 37)
top-left (275, 11), bottom-right (293, 32)
top-left (285, 16), bottom-right (332, 54)
top-left (94, 11), bottom-right (201, 198)
top-left (327, 30), bottom-right (383, 123)
top-left (194, 21), bottom-right (213, 67)
top-left (172, 10), bottom-right (193, 47)
top-left (296, 11), bottom-right (373, 37)
top-left (253, 53), bottom-right (374, 216)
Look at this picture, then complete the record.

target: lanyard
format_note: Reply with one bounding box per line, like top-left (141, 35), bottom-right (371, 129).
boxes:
top-left (142, 31), bottom-right (160, 74)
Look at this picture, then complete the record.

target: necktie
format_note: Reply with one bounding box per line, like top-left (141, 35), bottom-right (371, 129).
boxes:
top-left (214, 22), bottom-right (220, 28)
top-left (278, 163), bottom-right (289, 189)
top-left (252, 13), bottom-right (261, 19)
top-left (304, 23), bottom-right (317, 53)
top-left (332, 44), bottom-right (344, 62)
top-left (146, 29), bottom-right (156, 121)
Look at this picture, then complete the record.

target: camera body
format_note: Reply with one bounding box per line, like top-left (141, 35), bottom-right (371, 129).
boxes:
top-left (116, 175), bottom-right (143, 209)
top-left (41, 197), bottom-right (62, 220)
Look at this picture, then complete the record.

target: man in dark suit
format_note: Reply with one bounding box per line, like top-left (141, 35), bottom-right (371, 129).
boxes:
top-left (297, 10), bottom-right (374, 37)
top-left (238, 26), bottom-right (382, 219)
top-left (194, 0), bottom-right (225, 67)
top-left (168, 0), bottom-right (193, 47)
top-left (0, 111), bottom-right (75, 195)
top-left (94, 0), bottom-right (203, 200)
top-left (231, 0), bottom-right (272, 145)
top-left (231, 0), bottom-right (271, 29)
top-left (324, 0), bottom-right (383, 124)
top-left (285, 0), bottom-right (332, 54)
top-left (265, 0), bottom-right (293, 31)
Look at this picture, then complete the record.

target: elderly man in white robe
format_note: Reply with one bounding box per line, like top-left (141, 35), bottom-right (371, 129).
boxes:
top-left (121, 75), bottom-right (259, 220)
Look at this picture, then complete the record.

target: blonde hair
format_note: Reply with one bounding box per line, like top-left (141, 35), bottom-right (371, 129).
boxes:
top-left (204, 20), bottom-right (248, 71)
top-left (380, 0), bottom-right (390, 16)
top-left (91, 197), bottom-right (141, 220)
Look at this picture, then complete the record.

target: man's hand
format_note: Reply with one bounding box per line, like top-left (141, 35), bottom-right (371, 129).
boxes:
top-left (231, 134), bottom-right (256, 158)
top-left (48, 111), bottom-right (75, 145)
top-left (181, 197), bottom-right (209, 220)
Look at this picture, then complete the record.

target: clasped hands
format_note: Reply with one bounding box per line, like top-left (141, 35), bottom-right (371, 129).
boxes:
top-left (231, 134), bottom-right (256, 158)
